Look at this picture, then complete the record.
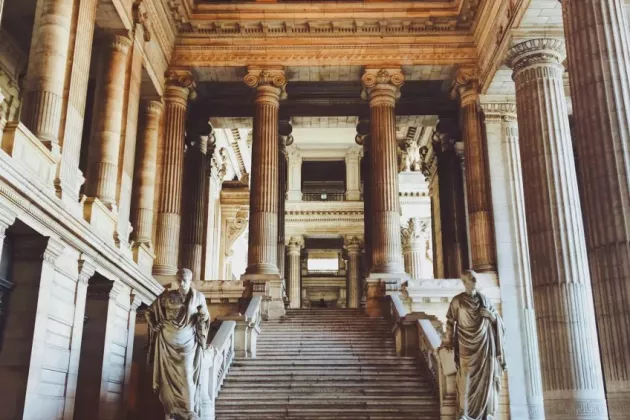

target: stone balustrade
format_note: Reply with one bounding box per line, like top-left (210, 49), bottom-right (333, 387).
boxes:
top-left (218, 295), bottom-right (262, 358)
top-left (204, 320), bottom-right (236, 419)
top-left (389, 293), bottom-right (457, 420)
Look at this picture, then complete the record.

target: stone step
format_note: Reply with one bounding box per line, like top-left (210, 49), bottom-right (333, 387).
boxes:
top-left (231, 360), bottom-right (418, 367)
top-left (215, 407), bottom-right (438, 415)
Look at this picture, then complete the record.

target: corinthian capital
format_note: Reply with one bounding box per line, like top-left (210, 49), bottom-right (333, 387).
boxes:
top-left (244, 67), bottom-right (287, 103)
top-left (164, 70), bottom-right (196, 102)
top-left (506, 38), bottom-right (566, 75)
top-left (343, 235), bottom-right (364, 253)
top-left (452, 66), bottom-right (481, 107)
top-left (479, 98), bottom-right (517, 123)
top-left (361, 68), bottom-right (404, 107)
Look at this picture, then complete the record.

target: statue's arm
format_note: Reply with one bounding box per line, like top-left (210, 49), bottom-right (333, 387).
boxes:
top-left (441, 299), bottom-right (457, 350)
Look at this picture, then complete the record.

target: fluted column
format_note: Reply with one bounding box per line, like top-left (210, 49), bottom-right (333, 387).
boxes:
top-left (286, 236), bottom-right (303, 309)
top-left (278, 124), bottom-right (291, 284)
top-left (401, 218), bottom-right (428, 280)
top-left (20, 0), bottom-right (74, 152)
top-left (153, 71), bottom-right (195, 279)
top-left (55, 0), bottom-right (98, 205)
top-left (356, 118), bottom-right (371, 271)
top-left (562, 1), bottom-right (630, 412)
top-left (84, 33), bottom-right (132, 208)
top-left (506, 38), bottom-right (608, 419)
top-left (361, 68), bottom-right (406, 277)
top-left (131, 99), bottom-right (163, 246)
top-left (243, 68), bottom-right (286, 277)
top-left (481, 99), bottom-right (545, 419)
top-left (344, 235), bottom-right (363, 308)
top-left (180, 135), bottom-right (210, 282)
top-left (345, 145), bottom-right (362, 201)
top-left (454, 70), bottom-right (496, 272)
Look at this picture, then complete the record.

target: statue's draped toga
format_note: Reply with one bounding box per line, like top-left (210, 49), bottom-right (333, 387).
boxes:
top-left (445, 281), bottom-right (506, 420)
top-left (146, 275), bottom-right (210, 420)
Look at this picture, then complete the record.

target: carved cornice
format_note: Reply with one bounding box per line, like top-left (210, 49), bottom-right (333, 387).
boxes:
top-left (171, 44), bottom-right (478, 67)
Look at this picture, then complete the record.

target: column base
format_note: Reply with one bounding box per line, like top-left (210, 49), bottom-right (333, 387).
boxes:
top-left (242, 273), bottom-right (286, 320)
top-left (365, 273), bottom-right (407, 318)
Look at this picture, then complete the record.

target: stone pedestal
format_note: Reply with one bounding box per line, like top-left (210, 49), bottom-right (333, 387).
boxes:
top-left (85, 33), bottom-right (132, 209)
top-left (507, 38), bottom-right (608, 419)
top-left (242, 68), bottom-right (287, 319)
top-left (361, 68), bottom-right (406, 277)
top-left (562, 1), bottom-right (630, 413)
top-left (21, 0), bottom-right (74, 152)
top-left (481, 99), bottom-right (545, 419)
top-left (131, 99), bottom-right (163, 247)
top-left (286, 235), bottom-right (303, 309)
top-left (181, 135), bottom-right (210, 282)
top-left (153, 71), bottom-right (195, 281)
top-left (344, 235), bottom-right (363, 308)
top-left (453, 70), bottom-right (496, 273)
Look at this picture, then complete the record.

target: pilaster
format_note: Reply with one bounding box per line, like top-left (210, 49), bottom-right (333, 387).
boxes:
top-left (481, 97), bottom-right (545, 420)
top-left (286, 235), bottom-right (304, 309)
top-left (506, 38), bottom-right (608, 419)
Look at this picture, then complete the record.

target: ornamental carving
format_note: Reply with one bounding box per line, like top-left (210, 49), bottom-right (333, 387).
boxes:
top-left (343, 235), bottom-right (364, 252)
top-left (401, 218), bottom-right (429, 249)
top-left (133, 1), bottom-right (152, 42)
top-left (244, 68), bottom-right (287, 100)
top-left (226, 208), bottom-right (248, 256)
top-left (286, 235), bottom-right (305, 250)
top-left (165, 70), bottom-right (196, 91)
top-left (398, 127), bottom-right (422, 172)
top-left (506, 38), bottom-right (566, 75)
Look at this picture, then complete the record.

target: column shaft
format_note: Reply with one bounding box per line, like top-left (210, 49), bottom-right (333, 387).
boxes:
top-left (85, 34), bottom-right (132, 207)
top-left (344, 236), bottom-right (363, 308)
top-left (455, 73), bottom-right (496, 272)
top-left (277, 138), bottom-right (287, 280)
top-left (56, 0), bottom-right (98, 203)
top-left (131, 100), bottom-right (163, 246)
top-left (363, 70), bottom-right (405, 276)
top-left (286, 236), bottom-right (303, 309)
top-left (361, 140), bottom-right (373, 273)
top-left (245, 77), bottom-right (284, 276)
top-left (563, 1), bottom-right (630, 412)
top-left (153, 72), bottom-right (193, 278)
top-left (482, 100), bottom-right (545, 419)
top-left (21, 0), bottom-right (74, 150)
top-left (401, 219), bottom-right (426, 280)
top-left (180, 137), bottom-right (209, 281)
top-left (507, 38), bottom-right (608, 419)
top-left (116, 33), bottom-right (144, 246)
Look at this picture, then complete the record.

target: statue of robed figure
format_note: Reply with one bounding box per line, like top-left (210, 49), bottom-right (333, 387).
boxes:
top-left (441, 270), bottom-right (507, 420)
top-left (146, 268), bottom-right (210, 420)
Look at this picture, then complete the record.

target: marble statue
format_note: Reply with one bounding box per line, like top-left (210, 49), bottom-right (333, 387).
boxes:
top-left (441, 270), bottom-right (506, 420)
top-left (399, 137), bottom-right (422, 172)
top-left (146, 268), bottom-right (211, 420)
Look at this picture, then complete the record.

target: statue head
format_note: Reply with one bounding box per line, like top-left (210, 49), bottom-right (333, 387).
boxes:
top-left (176, 268), bottom-right (193, 295)
top-left (461, 270), bottom-right (478, 296)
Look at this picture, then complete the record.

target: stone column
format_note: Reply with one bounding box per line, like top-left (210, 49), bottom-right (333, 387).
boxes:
top-left (506, 38), bottom-right (608, 419)
top-left (344, 235), bottom-right (363, 308)
top-left (180, 134), bottom-right (210, 282)
top-left (278, 125), bottom-right (291, 284)
top-left (243, 68), bottom-right (286, 277)
top-left (56, 0), bottom-right (98, 207)
top-left (361, 68), bottom-right (406, 277)
top-left (131, 99), bottom-right (163, 246)
top-left (153, 71), bottom-right (195, 281)
top-left (85, 33), bottom-right (133, 208)
top-left (286, 146), bottom-right (302, 201)
top-left (20, 0), bottom-right (74, 152)
top-left (453, 70), bottom-right (496, 272)
top-left (400, 218), bottom-right (427, 280)
top-left (562, 1), bottom-right (630, 412)
top-left (203, 151), bottom-right (225, 280)
top-left (121, 294), bottom-right (142, 418)
top-left (345, 145), bottom-right (362, 201)
top-left (242, 68), bottom-right (286, 319)
top-left (356, 118), bottom-right (371, 271)
top-left (286, 235), bottom-right (304, 309)
top-left (481, 99), bottom-right (545, 419)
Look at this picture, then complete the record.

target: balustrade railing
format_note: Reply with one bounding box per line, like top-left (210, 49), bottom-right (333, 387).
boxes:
top-left (302, 192), bottom-right (345, 201)
top-left (389, 294), bottom-right (457, 420)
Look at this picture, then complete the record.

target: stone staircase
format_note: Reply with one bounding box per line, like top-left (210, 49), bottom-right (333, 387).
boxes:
top-left (215, 308), bottom-right (439, 420)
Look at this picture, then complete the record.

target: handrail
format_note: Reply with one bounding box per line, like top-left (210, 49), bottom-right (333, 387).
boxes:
top-left (389, 293), bottom-right (457, 420)
top-left (244, 295), bottom-right (262, 321)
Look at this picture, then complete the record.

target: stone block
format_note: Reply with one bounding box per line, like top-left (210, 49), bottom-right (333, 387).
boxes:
top-left (82, 197), bottom-right (117, 242)
top-left (1, 121), bottom-right (56, 190)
